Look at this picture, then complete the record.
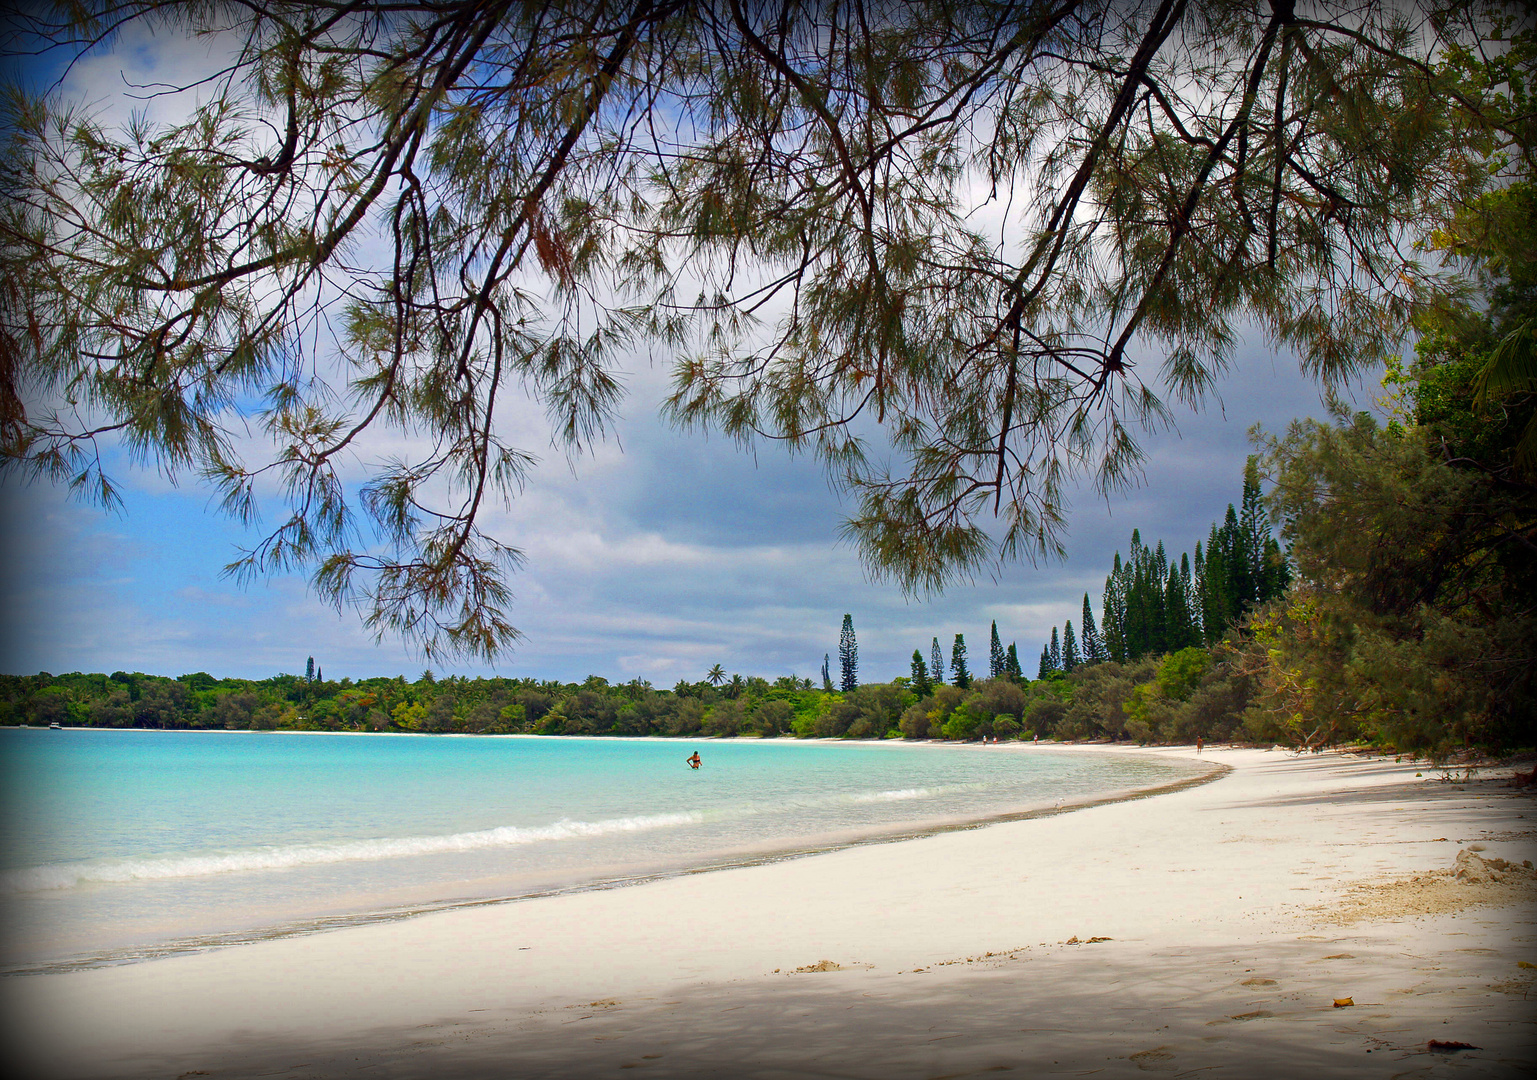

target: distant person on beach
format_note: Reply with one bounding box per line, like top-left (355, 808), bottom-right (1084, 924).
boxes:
top-left (1196, 737), bottom-right (1204, 753)
top-left (687, 751), bottom-right (702, 769)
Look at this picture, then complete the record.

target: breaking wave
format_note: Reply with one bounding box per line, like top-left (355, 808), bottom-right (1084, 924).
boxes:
top-left (850, 787), bottom-right (937, 803)
top-left (0, 811), bottom-right (704, 895)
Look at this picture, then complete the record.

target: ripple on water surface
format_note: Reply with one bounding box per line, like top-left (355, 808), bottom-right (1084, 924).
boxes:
top-left (0, 730), bottom-right (1212, 970)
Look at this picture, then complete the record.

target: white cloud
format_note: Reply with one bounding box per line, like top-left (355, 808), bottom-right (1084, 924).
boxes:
top-left (3, 20), bottom-right (1401, 687)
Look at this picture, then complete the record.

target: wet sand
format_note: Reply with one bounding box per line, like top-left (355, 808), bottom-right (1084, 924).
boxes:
top-left (4, 746), bottom-right (1534, 1078)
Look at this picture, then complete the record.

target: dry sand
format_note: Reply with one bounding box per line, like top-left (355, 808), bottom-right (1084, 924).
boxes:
top-left (3, 745), bottom-right (1534, 1079)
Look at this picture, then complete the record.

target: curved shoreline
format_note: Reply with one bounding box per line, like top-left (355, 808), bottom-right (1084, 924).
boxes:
top-left (3, 751), bottom-right (1229, 977)
top-left (9, 747), bottom-right (1533, 1080)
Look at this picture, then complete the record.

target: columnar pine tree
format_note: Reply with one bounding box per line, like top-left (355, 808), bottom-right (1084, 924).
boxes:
top-left (1080, 594), bottom-right (1103, 663)
top-left (1239, 457), bottom-right (1268, 606)
top-left (910, 649), bottom-right (932, 695)
top-left (305, 656), bottom-right (315, 682)
top-left (1150, 540), bottom-right (1170, 654)
top-left (1261, 536), bottom-right (1292, 602)
top-left (1221, 503), bottom-right (1253, 621)
top-left (839, 615), bottom-right (858, 692)
top-left (1005, 643), bottom-right (1022, 680)
top-left (1102, 556), bottom-right (1127, 663)
top-left (1164, 563), bottom-right (1197, 651)
top-left (1038, 645), bottom-right (1055, 680)
top-left (1049, 627), bottom-right (1062, 672)
top-left (821, 654), bottom-right (833, 692)
top-left (1199, 522), bottom-right (1227, 643)
top-left (1243, 455), bottom-right (1292, 604)
top-left (1181, 554), bottom-right (1200, 648)
top-left (1061, 620), bottom-right (1080, 672)
top-left (1088, 463), bottom-right (1292, 660)
top-left (1191, 542), bottom-right (1207, 642)
top-left (951, 634), bottom-right (971, 690)
top-left (989, 621), bottom-right (1006, 678)
top-left (1122, 530), bottom-right (1156, 658)
top-left (930, 637), bottom-right (946, 685)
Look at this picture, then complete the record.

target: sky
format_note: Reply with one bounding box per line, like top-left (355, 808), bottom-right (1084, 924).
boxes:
top-left (0, 16), bottom-right (1394, 687)
top-left (0, 343), bottom-right (1386, 687)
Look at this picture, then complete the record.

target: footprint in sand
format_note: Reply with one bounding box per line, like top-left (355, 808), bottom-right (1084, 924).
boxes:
top-left (1127, 1046), bottom-right (1176, 1071)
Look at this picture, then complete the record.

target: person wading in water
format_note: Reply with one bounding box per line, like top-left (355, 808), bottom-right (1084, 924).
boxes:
top-left (687, 751), bottom-right (702, 769)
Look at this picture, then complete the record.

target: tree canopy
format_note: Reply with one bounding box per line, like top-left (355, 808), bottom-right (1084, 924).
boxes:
top-left (2, 0), bottom-right (1531, 658)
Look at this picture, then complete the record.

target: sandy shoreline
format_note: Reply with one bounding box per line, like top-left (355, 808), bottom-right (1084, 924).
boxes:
top-left (1, 751), bottom-right (1223, 978)
top-left (4, 745), bottom-right (1534, 1078)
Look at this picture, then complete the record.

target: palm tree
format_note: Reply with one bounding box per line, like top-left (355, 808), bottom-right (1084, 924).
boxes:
top-left (1474, 317), bottom-right (1537, 467)
top-left (727, 673), bottom-right (745, 698)
top-left (706, 664), bottom-right (726, 686)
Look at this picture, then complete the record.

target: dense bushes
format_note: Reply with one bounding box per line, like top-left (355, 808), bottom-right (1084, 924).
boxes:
top-left (0, 661), bottom-right (1263, 744)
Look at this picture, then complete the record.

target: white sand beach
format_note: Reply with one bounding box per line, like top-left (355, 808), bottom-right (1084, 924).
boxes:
top-left (4, 745), bottom-right (1534, 1079)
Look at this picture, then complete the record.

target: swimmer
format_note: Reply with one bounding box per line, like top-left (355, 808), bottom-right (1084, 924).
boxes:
top-left (687, 751), bottom-right (702, 769)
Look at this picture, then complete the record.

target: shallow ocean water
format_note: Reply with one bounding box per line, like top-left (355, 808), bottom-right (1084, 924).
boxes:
top-left (0, 728), bottom-right (1205, 969)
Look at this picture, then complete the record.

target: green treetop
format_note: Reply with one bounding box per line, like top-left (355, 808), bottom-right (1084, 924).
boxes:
top-left (951, 634), bottom-right (971, 690)
top-left (1061, 621), bottom-right (1079, 672)
top-left (910, 650), bottom-right (932, 696)
top-left (839, 615), bottom-right (859, 692)
top-left (1080, 594), bottom-right (1103, 664)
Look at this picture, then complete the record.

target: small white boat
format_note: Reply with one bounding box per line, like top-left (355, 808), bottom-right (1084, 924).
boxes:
top-left (49, 722), bottom-right (61, 730)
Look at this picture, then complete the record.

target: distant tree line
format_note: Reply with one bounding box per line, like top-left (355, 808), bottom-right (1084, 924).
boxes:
top-left (0, 661), bottom-right (1216, 746)
top-left (8, 311), bottom-right (1531, 758)
top-left (0, 471), bottom-right (1287, 749)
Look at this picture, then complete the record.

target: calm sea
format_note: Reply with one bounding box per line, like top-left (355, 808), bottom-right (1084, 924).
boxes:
top-left (0, 729), bottom-right (1206, 971)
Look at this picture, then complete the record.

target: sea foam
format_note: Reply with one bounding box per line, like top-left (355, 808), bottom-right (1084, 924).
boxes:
top-left (0, 811), bottom-right (703, 894)
top-left (850, 787), bottom-right (936, 803)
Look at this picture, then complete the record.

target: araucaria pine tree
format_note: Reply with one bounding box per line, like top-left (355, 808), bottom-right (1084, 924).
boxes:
top-left (989, 621), bottom-right (1006, 678)
top-left (1038, 645), bottom-right (1055, 680)
top-left (1005, 643), bottom-right (1022, 680)
top-left (1242, 456), bottom-right (1292, 604)
top-left (1061, 620), bottom-right (1079, 672)
top-left (1079, 594), bottom-right (1103, 664)
top-left (821, 654), bottom-right (833, 692)
top-left (951, 634), bottom-right (971, 690)
top-left (1101, 555), bottom-right (1127, 663)
top-left (839, 614), bottom-right (858, 692)
top-left (1090, 462), bottom-right (1295, 660)
top-left (931, 637), bottom-right (946, 685)
top-left (910, 650), bottom-right (932, 695)
top-left (305, 656), bottom-right (315, 682)
top-left (1165, 555), bottom-right (1199, 651)
top-left (1049, 627), bottom-right (1061, 672)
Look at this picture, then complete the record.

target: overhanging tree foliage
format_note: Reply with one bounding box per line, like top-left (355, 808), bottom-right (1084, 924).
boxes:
top-left (2, 0), bottom-right (1530, 658)
top-left (1238, 179), bottom-right (1537, 752)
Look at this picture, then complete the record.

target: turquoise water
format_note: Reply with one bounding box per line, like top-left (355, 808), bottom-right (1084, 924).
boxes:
top-left (0, 729), bottom-right (1204, 970)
